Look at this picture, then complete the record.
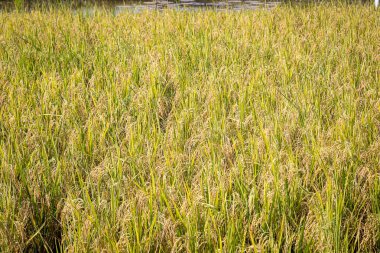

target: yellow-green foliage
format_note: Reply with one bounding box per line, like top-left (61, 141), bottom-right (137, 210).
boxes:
top-left (0, 4), bottom-right (379, 252)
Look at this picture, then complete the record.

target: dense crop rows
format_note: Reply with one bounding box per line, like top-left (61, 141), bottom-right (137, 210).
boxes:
top-left (0, 4), bottom-right (379, 252)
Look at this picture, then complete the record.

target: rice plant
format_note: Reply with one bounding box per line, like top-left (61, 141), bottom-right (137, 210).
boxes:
top-left (0, 3), bottom-right (379, 252)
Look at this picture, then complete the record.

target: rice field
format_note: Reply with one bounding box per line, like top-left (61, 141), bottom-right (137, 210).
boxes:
top-left (0, 3), bottom-right (379, 252)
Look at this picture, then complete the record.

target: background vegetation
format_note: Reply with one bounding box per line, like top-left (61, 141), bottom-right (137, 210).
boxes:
top-left (0, 4), bottom-right (379, 252)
